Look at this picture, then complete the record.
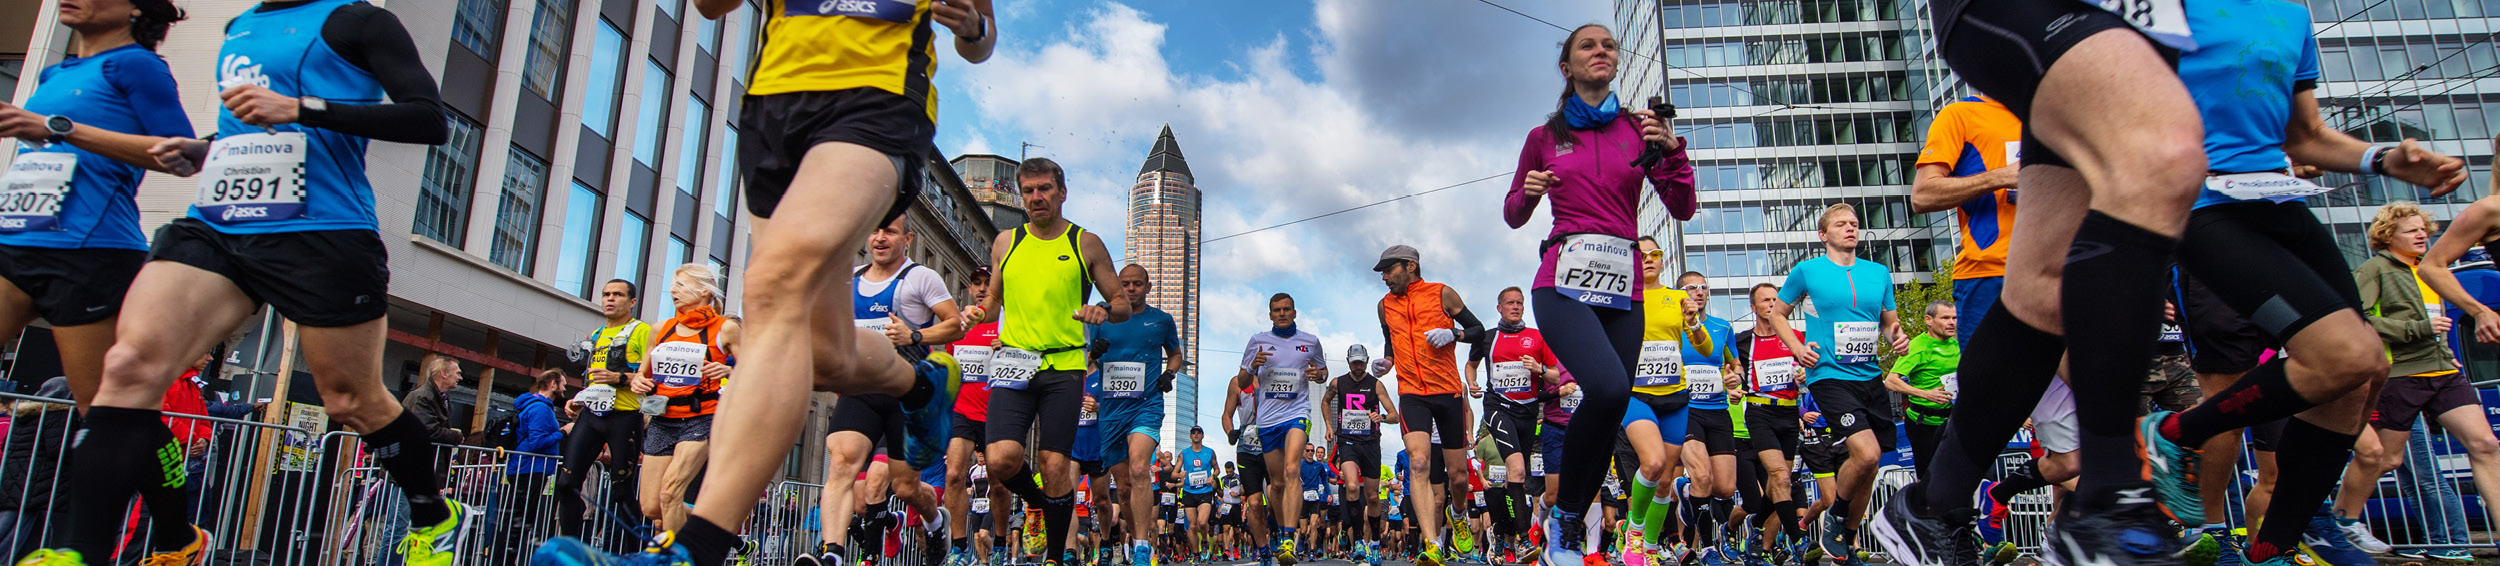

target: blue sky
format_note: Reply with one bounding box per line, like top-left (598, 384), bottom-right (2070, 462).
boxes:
top-left (930, 0), bottom-right (1617, 463)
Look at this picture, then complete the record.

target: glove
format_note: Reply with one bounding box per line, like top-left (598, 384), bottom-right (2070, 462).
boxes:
top-left (1225, 425), bottom-right (1243, 445)
top-left (1425, 327), bottom-right (1456, 348)
top-left (1370, 357), bottom-right (1393, 377)
top-left (1158, 369), bottom-right (1177, 393)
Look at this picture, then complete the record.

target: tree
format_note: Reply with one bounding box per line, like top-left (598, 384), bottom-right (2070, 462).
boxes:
top-left (1881, 270), bottom-right (1956, 368)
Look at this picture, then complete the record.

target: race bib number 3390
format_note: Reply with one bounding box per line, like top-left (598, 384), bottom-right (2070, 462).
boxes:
top-left (194, 132), bottom-right (307, 224)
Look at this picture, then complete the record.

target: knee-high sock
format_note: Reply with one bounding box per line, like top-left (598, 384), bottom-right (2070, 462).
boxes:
top-left (1641, 489), bottom-right (1674, 546)
top-left (2060, 211), bottom-right (2180, 497)
top-left (65, 407), bottom-right (181, 559)
top-left (2162, 360), bottom-right (2313, 446)
top-left (366, 409), bottom-right (453, 526)
top-left (1626, 472), bottom-right (1659, 534)
top-left (2248, 418), bottom-right (2357, 561)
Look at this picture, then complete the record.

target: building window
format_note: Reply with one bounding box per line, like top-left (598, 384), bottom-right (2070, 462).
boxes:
top-left (615, 212), bottom-right (651, 288)
top-left (452, 0), bottom-right (506, 56)
top-left (698, 17), bottom-right (721, 54)
top-left (491, 147), bottom-right (550, 273)
top-left (585, 21), bottom-right (627, 139)
top-left (657, 0), bottom-right (681, 20)
top-left (667, 235), bottom-right (692, 270)
top-left (715, 127), bottom-right (739, 217)
top-left (415, 115), bottom-right (485, 246)
top-left (555, 182), bottom-right (604, 298)
top-left (635, 60), bottom-right (673, 167)
top-left (676, 97), bottom-right (710, 196)
top-left (521, 0), bottom-right (573, 99)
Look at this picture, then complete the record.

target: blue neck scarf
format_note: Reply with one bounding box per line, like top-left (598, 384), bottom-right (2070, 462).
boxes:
top-left (1563, 92), bottom-right (1620, 130)
top-left (1272, 323), bottom-right (1299, 338)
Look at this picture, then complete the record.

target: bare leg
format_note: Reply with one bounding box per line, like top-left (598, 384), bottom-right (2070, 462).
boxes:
top-left (822, 432), bottom-right (876, 546)
top-left (660, 440), bottom-right (711, 531)
top-left (2433, 405), bottom-right (2500, 530)
top-left (94, 261), bottom-right (257, 410)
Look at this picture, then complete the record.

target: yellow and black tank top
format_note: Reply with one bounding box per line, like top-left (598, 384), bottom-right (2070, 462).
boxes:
top-left (752, 0), bottom-right (940, 120)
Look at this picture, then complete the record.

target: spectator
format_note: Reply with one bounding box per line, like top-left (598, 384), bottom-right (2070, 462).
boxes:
top-left (405, 354), bottom-right (467, 445)
top-left (0, 378), bottom-right (77, 562)
top-left (494, 370), bottom-right (567, 566)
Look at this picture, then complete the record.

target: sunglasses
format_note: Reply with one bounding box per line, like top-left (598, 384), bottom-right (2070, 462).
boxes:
top-left (1643, 250), bottom-right (1666, 259)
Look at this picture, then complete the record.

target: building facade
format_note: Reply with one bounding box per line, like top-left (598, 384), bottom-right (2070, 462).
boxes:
top-left (1618, 0), bottom-right (1975, 322)
top-left (1129, 125), bottom-right (1203, 440)
top-left (953, 154), bottom-right (1031, 231)
top-left (7, 0), bottom-right (996, 481)
top-left (2290, 0), bottom-right (2498, 262)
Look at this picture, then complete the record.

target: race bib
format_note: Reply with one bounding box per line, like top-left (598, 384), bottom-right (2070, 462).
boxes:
top-left (1104, 362), bottom-right (1149, 398)
top-left (1833, 322), bottom-right (1879, 364)
top-left (973, 498), bottom-right (991, 513)
top-left (0, 151), bottom-right (75, 231)
top-left (1078, 399), bottom-right (1098, 426)
top-left (1487, 465), bottom-right (1507, 483)
top-left (576, 384), bottom-right (618, 414)
top-left (649, 342), bottom-right (709, 389)
top-left (1340, 409), bottom-right (1373, 432)
top-left (1076, 490), bottom-right (1088, 505)
top-left (1530, 454), bottom-right (1545, 476)
top-left (194, 132), bottom-right (308, 224)
top-left (1242, 426), bottom-right (1263, 452)
top-left (784, 0), bottom-right (913, 20)
top-left (988, 347), bottom-right (1043, 390)
top-left (2206, 172), bottom-right (2329, 203)
top-left (1304, 489), bottom-right (1319, 502)
top-left (1262, 367), bottom-right (1302, 400)
top-left (2158, 323), bottom-right (2184, 343)
top-left (955, 345), bottom-right (992, 383)
top-left (1472, 491), bottom-right (1486, 505)
top-left (1555, 234), bottom-right (1637, 309)
top-left (2093, 0), bottom-right (2193, 50)
top-left (1560, 389), bottom-right (1583, 411)
top-left (1939, 372), bottom-right (1960, 397)
top-left (2005, 141), bottom-right (2023, 166)
top-left (1634, 341), bottom-right (1683, 387)
top-left (1219, 503), bottom-right (1234, 514)
top-left (1189, 471), bottom-right (1210, 486)
top-left (1490, 362), bottom-right (1534, 395)
top-left (1754, 357), bottom-right (1797, 392)
top-left (1160, 493), bottom-right (1176, 506)
top-left (1686, 365), bottom-right (1724, 396)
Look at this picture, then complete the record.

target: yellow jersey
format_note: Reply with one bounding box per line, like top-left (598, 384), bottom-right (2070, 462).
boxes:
top-left (752, 0), bottom-right (940, 120)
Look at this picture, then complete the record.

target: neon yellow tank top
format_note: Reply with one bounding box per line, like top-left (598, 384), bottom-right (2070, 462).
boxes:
top-left (1001, 224), bottom-right (1091, 371)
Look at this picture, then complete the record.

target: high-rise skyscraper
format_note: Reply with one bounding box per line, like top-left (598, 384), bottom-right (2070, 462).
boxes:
top-left (1617, 0), bottom-right (1954, 322)
top-left (1130, 125), bottom-right (1204, 441)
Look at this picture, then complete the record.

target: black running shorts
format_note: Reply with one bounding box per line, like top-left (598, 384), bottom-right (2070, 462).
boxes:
top-left (0, 244), bottom-right (144, 327)
top-left (2177, 201), bottom-right (2362, 343)
top-left (737, 88), bottom-right (929, 224)
top-left (1807, 379), bottom-right (1898, 453)
top-left (986, 370), bottom-right (1085, 455)
top-left (149, 218), bottom-right (388, 327)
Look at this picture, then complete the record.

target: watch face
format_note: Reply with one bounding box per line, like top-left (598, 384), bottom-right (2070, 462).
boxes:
top-left (47, 116), bottom-right (71, 134)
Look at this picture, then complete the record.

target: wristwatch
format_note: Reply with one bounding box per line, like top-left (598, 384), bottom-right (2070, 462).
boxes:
top-left (909, 328), bottom-right (924, 346)
top-left (44, 115), bottom-right (72, 143)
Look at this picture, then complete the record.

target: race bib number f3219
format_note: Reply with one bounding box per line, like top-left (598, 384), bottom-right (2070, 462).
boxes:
top-left (194, 132), bottom-right (307, 224)
top-left (0, 151), bottom-right (75, 232)
top-left (1555, 234), bottom-right (1636, 310)
top-left (1633, 341), bottom-right (1683, 387)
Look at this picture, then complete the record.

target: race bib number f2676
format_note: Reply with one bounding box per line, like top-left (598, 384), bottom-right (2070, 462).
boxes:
top-left (1555, 234), bottom-right (1636, 310)
top-left (0, 151), bottom-right (74, 232)
top-left (194, 132), bottom-right (307, 224)
top-left (1833, 322), bottom-right (1879, 364)
top-left (1633, 341), bottom-right (1683, 387)
top-left (988, 347), bottom-right (1043, 390)
top-left (1104, 362), bottom-right (1149, 398)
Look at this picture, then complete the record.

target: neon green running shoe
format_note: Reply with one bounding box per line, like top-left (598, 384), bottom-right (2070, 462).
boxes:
top-left (14, 549), bottom-right (84, 566)
top-left (402, 499), bottom-right (476, 566)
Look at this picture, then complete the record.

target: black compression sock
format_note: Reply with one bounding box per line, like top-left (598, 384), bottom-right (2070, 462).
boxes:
top-left (1043, 495), bottom-right (1075, 561)
top-left (64, 407), bottom-right (180, 559)
top-left (1001, 468), bottom-right (1049, 502)
top-left (1988, 460), bottom-right (2052, 504)
top-left (367, 408), bottom-right (452, 526)
top-left (2250, 418), bottom-right (2357, 559)
top-left (1921, 307), bottom-right (2064, 512)
top-left (1772, 500), bottom-right (1802, 538)
top-left (2060, 211), bottom-right (2178, 497)
top-left (901, 373), bottom-right (937, 410)
top-left (680, 516), bottom-right (741, 566)
top-left (2163, 360), bottom-right (2312, 446)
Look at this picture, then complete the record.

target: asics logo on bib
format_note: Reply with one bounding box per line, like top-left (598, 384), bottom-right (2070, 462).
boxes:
top-left (221, 206), bottom-right (271, 221)
top-left (0, 219), bottom-right (27, 230)
top-left (218, 54), bottom-right (271, 89)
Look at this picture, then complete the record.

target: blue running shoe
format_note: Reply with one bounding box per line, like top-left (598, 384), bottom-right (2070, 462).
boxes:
top-left (2298, 514), bottom-right (2375, 566)
top-left (2041, 484), bottom-right (2181, 566)
top-left (1538, 509), bottom-right (1583, 566)
top-left (535, 536), bottom-right (695, 566)
top-left (2138, 411), bottom-right (2201, 523)
top-left (903, 355), bottom-right (961, 471)
top-left (1817, 513), bottom-right (1853, 561)
top-left (1973, 480), bottom-right (2008, 547)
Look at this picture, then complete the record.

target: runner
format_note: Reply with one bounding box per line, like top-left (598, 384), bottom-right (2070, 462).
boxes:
top-left (1615, 237), bottom-right (1711, 566)
top-left (1465, 285), bottom-right (1562, 564)
top-left (1087, 264), bottom-right (1184, 566)
top-left (558, 280), bottom-right (652, 545)
top-left (968, 457), bottom-right (998, 566)
top-left (1235, 292), bottom-right (1329, 565)
top-left (1222, 377), bottom-right (1275, 566)
top-left (966, 157), bottom-right (1131, 566)
top-left (1373, 242), bottom-right (1492, 566)
top-left (1767, 203), bottom-right (1902, 566)
top-left (812, 217), bottom-right (966, 566)
top-left (947, 268), bottom-right (1005, 566)
top-left (1178, 427), bottom-right (1220, 560)
top-left (1730, 283), bottom-right (1810, 563)
top-left (1501, 21), bottom-right (1696, 566)
top-left (1881, 302), bottom-right (1958, 479)
top-left (634, 264), bottom-right (741, 532)
top-left (1671, 271), bottom-right (1739, 566)
top-left (53, 0), bottom-right (459, 559)
top-left (1325, 343), bottom-right (1399, 564)
top-left (0, 0), bottom-right (195, 559)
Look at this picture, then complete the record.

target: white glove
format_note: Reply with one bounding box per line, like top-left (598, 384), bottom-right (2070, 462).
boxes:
top-left (1370, 357), bottom-right (1393, 377)
top-left (1425, 327), bottom-right (1456, 348)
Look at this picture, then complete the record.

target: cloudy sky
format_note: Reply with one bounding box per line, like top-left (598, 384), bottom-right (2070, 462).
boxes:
top-left (931, 0), bottom-right (1619, 463)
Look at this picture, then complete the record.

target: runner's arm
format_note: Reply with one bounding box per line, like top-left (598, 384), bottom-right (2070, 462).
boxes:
top-left (1504, 131), bottom-right (1549, 229)
top-left (1374, 381), bottom-right (1400, 425)
top-left (919, 298), bottom-right (966, 346)
top-left (1634, 108), bottom-right (1699, 221)
top-left (1443, 285), bottom-right (1487, 351)
top-left (311, 4), bottom-right (448, 145)
top-left (1080, 231), bottom-right (1131, 323)
top-left (2420, 198), bottom-right (2500, 342)
top-left (1909, 163), bottom-right (2016, 214)
top-left (2284, 88), bottom-right (2466, 194)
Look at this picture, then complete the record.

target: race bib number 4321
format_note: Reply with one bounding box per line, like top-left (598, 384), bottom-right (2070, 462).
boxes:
top-left (1555, 234), bottom-right (1636, 310)
top-left (0, 151), bottom-right (75, 232)
top-left (194, 132), bottom-right (307, 224)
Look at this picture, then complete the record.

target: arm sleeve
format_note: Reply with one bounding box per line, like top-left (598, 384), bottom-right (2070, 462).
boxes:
top-left (105, 54), bottom-right (195, 138)
top-left (1451, 305), bottom-right (1487, 345)
top-left (1914, 106), bottom-right (1966, 169)
top-left (1505, 131), bottom-right (1547, 229)
top-left (307, 4), bottom-right (449, 144)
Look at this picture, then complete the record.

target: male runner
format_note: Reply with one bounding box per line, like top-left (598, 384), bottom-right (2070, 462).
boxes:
top-left (948, 268), bottom-right (1006, 566)
top-left (1770, 203), bottom-right (1902, 565)
top-left (1222, 378), bottom-right (1276, 566)
top-left (1326, 344), bottom-right (1399, 563)
top-left (541, 0), bottom-right (1003, 562)
top-left (559, 280), bottom-right (653, 544)
top-left (965, 158), bottom-right (1132, 566)
top-left (68, 0), bottom-right (457, 561)
top-left (1235, 292), bottom-right (1329, 564)
top-left (1882, 302), bottom-right (1958, 479)
top-left (1467, 286), bottom-right (1561, 564)
top-left (1373, 244), bottom-right (1489, 566)
top-left (813, 217), bottom-right (966, 565)
top-left (1087, 264), bottom-right (1184, 566)
top-left (1179, 427), bottom-right (1221, 558)
top-left (1731, 283), bottom-right (1811, 562)
top-left (1672, 272), bottom-right (1740, 565)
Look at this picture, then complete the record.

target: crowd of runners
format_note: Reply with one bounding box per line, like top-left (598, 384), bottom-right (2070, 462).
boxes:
top-left (8, 0), bottom-right (2500, 566)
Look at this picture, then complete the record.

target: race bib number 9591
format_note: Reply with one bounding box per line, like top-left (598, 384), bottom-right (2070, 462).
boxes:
top-left (194, 132), bottom-right (307, 224)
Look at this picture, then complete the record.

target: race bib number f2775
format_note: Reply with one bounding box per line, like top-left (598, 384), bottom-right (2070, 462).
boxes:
top-left (1555, 234), bottom-right (1636, 310)
top-left (1833, 322), bottom-right (1879, 365)
top-left (194, 132), bottom-right (307, 224)
top-left (0, 151), bottom-right (74, 232)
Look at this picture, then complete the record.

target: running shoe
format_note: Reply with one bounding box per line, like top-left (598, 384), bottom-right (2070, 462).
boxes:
top-left (533, 536), bottom-right (696, 566)
top-left (1130, 542), bottom-right (1152, 566)
top-left (1816, 513), bottom-right (1853, 563)
top-left (732, 537), bottom-right (757, 566)
top-left (1454, 516), bottom-right (1479, 554)
top-left (2297, 514), bottom-right (2374, 566)
top-left (405, 499), bottom-right (477, 566)
top-left (140, 525), bottom-right (213, 566)
top-left (2138, 411), bottom-right (2202, 523)
top-left (1275, 538), bottom-right (1298, 566)
top-left (2215, 528), bottom-right (2248, 566)
top-left (2039, 484), bottom-right (2182, 566)
top-left (1783, 532), bottom-right (1816, 566)
top-left (13, 550), bottom-right (83, 566)
top-left (2177, 527), bottom-right (2223, 566)
top-left (1539, 510), bottom-right (1583, 566)
top-left (905, 354), bottom-right (961, 470)
top-left (2328, 519), bottom-right (2387, 555)
top-left (1023, 513), bottom-right (1048, 558)
top-left (925, 515), bottom-right (952, 566)
top-left (1868, 483), bottom-right (1979, 566)
top-left (1420, 541), bottom-right (1450, 566)
top-left (2233, 547), bottom-right (2296, 566)
top-left (1981, 542), bottom-right (2018, 566)
top-left (797, 552), bottom-right (845, 566)
top-left (1698, 546), bottom-right (1727, 566)
top-left (2423, 549), bottom-right (2474, 562)
top-left (1973, 480), bottom-right (2009, 546)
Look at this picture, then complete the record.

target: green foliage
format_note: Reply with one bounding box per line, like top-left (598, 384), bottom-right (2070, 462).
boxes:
top-left (1880, 270), bottom-right (1956, 367)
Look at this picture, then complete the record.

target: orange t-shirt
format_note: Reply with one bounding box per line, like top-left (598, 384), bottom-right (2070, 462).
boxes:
top-left (1916, 96), bottom-right (2023, 280)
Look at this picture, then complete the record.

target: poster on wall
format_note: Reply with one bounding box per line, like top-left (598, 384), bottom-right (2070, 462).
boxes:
top-left (278, 401), bottom-right (328, 472)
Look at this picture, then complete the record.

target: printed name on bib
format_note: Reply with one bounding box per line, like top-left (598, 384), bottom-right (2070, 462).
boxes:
top-left (1104, 362), bottom-right (1149, 398)
top-left (1754, 357), bottom-right (1797, 392)
top-left (2207, 172), bottom-right (2330, 203)
top-left (649, 342), bottom-right (709, 388)
top-left (194, 132), bottom-right (308, 224)
top-left (1833, 322), bottom-right (1879, 364)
